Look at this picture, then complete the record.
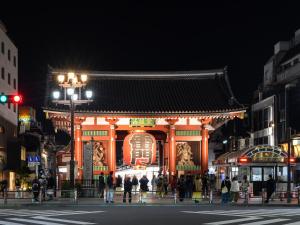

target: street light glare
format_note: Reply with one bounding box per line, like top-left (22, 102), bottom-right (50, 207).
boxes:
top-left (67, 72), bottom-right (75, 80)
top-left (81, 74), bottom-right (88, 83)
top-left (72, 94), bottom-right (78, 101)
top-left (67, 88), bottom-right (75, 96)
top-left (86, 90), bottom-right (93, 99)
top-left (53, 91), bottom-right (60, 99)
top-left (57, 74), bottom-right (65, 83)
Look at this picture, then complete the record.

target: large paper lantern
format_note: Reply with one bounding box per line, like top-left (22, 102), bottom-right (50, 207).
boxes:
top-left (123, 131), bottom-right (156, 166)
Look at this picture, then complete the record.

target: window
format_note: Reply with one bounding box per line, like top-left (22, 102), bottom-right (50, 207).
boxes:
top-left (1, 42), bottom-right (4, 54)
top-left (1, 67), bottom-right (4, 80)
top-left (8, 49), bottom-right (11, 61)
top-left (13, 78), bottom-right (16, 89)
top-left (13, 56), bottom-right (16, 67)
top-left (7, 73), bottom-right (10, 85)
top-left (263, 107), bottom-right (269, 128)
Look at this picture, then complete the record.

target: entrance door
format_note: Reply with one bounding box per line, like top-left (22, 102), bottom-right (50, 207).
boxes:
top-left (251, 167), bottom-right (275, 196)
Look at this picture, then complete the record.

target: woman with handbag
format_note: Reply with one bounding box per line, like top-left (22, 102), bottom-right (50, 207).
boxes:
top-left (221, 176), bottom-right (231, 204)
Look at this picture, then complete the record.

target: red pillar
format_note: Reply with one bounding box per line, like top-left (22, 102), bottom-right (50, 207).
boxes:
top-left (169, 124), bottom-right (176, 176)
top-left (106, 118), bottom-right (118, 173)
top-left (75, 124), bottom-right (82, 179)
top-left (201, 126), bottom-right (209, 174)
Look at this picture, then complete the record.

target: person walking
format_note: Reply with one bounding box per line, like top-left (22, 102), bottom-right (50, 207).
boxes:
top-left (241, 175), bottom-right (250, 203)
top-left (178, 175), bottom-right (186, 202)
top-left (265, 174), bottom-right (276, 203)
top-left (156, 174), bottom-right (164, 198)
top-left (185, 173), bottom-right (193, 198)
top-left (221, 176), bottom-right (231, 204)
top-left (171, 175), bottom-right (178, 195)
top-left (139, 175), bottom-right (149, 203)
top-left (193, 175), bottom-right (202, 203)
top-left (151, 175), bottom-right (157, 193)
top-left (98, 172), bottom-right (105, 198)
top-left (106, 171), bottom-right (115, 203)
top-left (202, 170), bottom-right (209, 198)
top-left (32, 178), bottom-right (40, 203)
top-left (132, 175), bottom-right (138, 194)
top-left (230, 176), bottom-right (239, 203)
top-left (163, 175), bottom-right (169, 195)
top-left (123, 176), bottom-right (132, 203)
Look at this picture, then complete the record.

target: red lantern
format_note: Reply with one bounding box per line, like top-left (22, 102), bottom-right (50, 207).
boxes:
top-left (123, 131), bottom-right (156, 166)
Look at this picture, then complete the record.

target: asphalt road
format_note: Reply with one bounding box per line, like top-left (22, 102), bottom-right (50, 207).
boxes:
top-left (0, 205), bottom-right (300, 225)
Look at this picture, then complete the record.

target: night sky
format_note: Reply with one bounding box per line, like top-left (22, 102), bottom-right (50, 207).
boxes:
top-left (1, 4), bottom-right (300, 112)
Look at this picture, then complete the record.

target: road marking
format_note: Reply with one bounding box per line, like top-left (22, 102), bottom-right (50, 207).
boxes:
top-left (283, 222), bottom-right (300, 225)
top-left (33, 216), bottom-right (95, 224)
top-left (204, 217), bottom-right (261, 225)
top-left (8, 218), bottom-right (65, 225)
top-left (240, 218), bottom-right (290, 225)
top-left (0, 221), bottom-right (25, 225)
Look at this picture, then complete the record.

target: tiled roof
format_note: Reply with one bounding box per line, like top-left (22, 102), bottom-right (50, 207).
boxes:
top-left (44, 68), bottom-right (245, 115)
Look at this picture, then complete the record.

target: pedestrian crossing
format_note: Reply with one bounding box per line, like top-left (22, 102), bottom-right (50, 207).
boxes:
top-left (182, 208), bottom-right (300, 225)
top-left (0, 209), bottom-right (104, 224)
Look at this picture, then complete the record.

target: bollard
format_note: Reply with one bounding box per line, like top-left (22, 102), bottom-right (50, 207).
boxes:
top-left (4, 190), bottom-right (7, 205)
top-left (174, 189), bottom-right (177, 204)
top-left (139, 191), bottom-right (142, 204)
top-left (209, 190), bottom-right (213, 204)
top-left (39, 191), bottom-right (42, 204)
top-left (104, 189), bottom-right (107, 203)
top-left (261, 189), bottom-right (265, 205)
top-left (74, 189), bottom-right (78, 203)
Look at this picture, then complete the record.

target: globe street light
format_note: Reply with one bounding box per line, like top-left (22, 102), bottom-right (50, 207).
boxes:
top-left (52, 71), bottom-right (93, 188)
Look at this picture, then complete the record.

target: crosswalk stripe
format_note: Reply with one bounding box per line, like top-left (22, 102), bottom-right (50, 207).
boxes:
top-left (0, 221), bottom-right (25, 225)
top-left (204, 217), bottom-right (261, 225)
top-left (240, 218), bottom-right (290, 225)
top-left (34, 216), bottom-right (95, 224)
top-left (8, 218), bottom-right (65, 225)
top-left (282, 222), bottom-right (300, 225)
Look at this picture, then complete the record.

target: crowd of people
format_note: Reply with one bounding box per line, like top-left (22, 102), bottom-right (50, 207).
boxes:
top-left (98, 170), bottom-right (217, 204)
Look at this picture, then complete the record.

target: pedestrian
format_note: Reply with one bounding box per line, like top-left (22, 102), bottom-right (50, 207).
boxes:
top-left (193, 175), bottom-right (202, 203)
top-left (106, 171), bottom-right (115, 203)
top-left (185, 173), bottom-right (193, 198)
top-left (98, 172), bottom-right (105, 198)
top-left (156, 174), bottom-right (164, 198)
top-left (171, 175), bottom-right (177, 195)
top-left (221, 176), bottom-right (231, 204)
top-left (151, 175), bottom-right (157, 193)
top-left (116, 175), bottom-right (123, 193)
top-left (163, 175), bottom-right (169, 195)
top-left (202, 170), bottom-right (209, 198)
top-left (0, 179), bottom-right (7, 199)
top-left (230, 176), bottom-right (239, 203)
top-left (123, 176), bottom-right (132, 203)
top-left (178, 175), bottom-right (185, 202)
top-left (132, 175), bottom-right (138, 194)
top-left (139, 175), bottom-right (149, 203)
top-left (241, 175), bottom-right (249, 203)
top-left (265, 174), bottom-right (276, 203)
top-left (32, 178), bottom-right (40, 202)
top-left (46, 175), bottom-right (55, 200)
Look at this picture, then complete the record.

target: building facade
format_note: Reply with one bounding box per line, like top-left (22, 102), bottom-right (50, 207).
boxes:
top-left (0, 21), bottom-right (18, 183)
top-left (44, 68), bottom-right (245, 185)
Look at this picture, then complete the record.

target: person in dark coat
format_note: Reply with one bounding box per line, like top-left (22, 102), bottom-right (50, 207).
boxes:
top-left (202, 170), bottom-right (209, 198)
top-left (221, 176), bottom-right (231, 204)
top-left (106, 171), bottom-right (115, 203)
top-left (265, 174), bottom-right (276, 203)
top-left (139, 175), bottom-right (149, 203)
top-left (185, 174), bottom-right (193, 198)
top-left (123, 176), bottom-right (133, 203)
top-left (178, 175), bottom-right (186, 201)
top-left (32, 178), bottom-right (40, 202)
top-left (98, 172), bottom-right (105, 198)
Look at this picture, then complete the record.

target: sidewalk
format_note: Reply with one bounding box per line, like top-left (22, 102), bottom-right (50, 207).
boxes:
top-left (0, 194), bottom-right (299, 207)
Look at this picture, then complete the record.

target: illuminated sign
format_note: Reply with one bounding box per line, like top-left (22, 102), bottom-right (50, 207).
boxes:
top-left (129, 118), bottom-right (155, 127)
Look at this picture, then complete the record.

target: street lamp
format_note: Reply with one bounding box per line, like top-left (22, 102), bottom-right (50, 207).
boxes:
top-left (52, 72), bottom-right (93, 188)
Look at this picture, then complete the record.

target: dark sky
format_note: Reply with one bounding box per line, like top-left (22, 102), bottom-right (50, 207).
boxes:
top-left (1, 4), bottom-right (300, 109)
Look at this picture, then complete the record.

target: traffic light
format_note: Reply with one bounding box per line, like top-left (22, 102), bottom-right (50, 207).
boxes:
top-left (0, 94), bottom-right (23, 104)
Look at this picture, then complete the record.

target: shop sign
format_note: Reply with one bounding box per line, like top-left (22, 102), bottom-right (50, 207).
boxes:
top-left (129, 118), bottom-right (156, 127)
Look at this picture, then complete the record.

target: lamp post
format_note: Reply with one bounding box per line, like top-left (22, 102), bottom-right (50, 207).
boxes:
top-left (91, 136), bottom-right (94, 183)
top-left (52, 72), bottom-right (93, 188)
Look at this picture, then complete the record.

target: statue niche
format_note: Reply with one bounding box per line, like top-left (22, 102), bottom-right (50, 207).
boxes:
top-left (176, 142), bottom-right (195, 166)
top-left (93, 142), bottom-right (106, 166)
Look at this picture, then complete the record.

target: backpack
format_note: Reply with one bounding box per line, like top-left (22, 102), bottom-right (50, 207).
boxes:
top-left (32, 183), bottom-right (39, 192)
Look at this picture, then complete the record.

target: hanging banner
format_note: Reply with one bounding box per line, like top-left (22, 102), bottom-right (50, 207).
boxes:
top-left (123, 131), bottom-right (156, 166)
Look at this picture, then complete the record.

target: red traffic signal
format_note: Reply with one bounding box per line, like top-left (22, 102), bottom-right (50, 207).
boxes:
top-left (0, 94), bottom-right (23, 104)
top-left (12, 95), bottom-right (22, 103)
